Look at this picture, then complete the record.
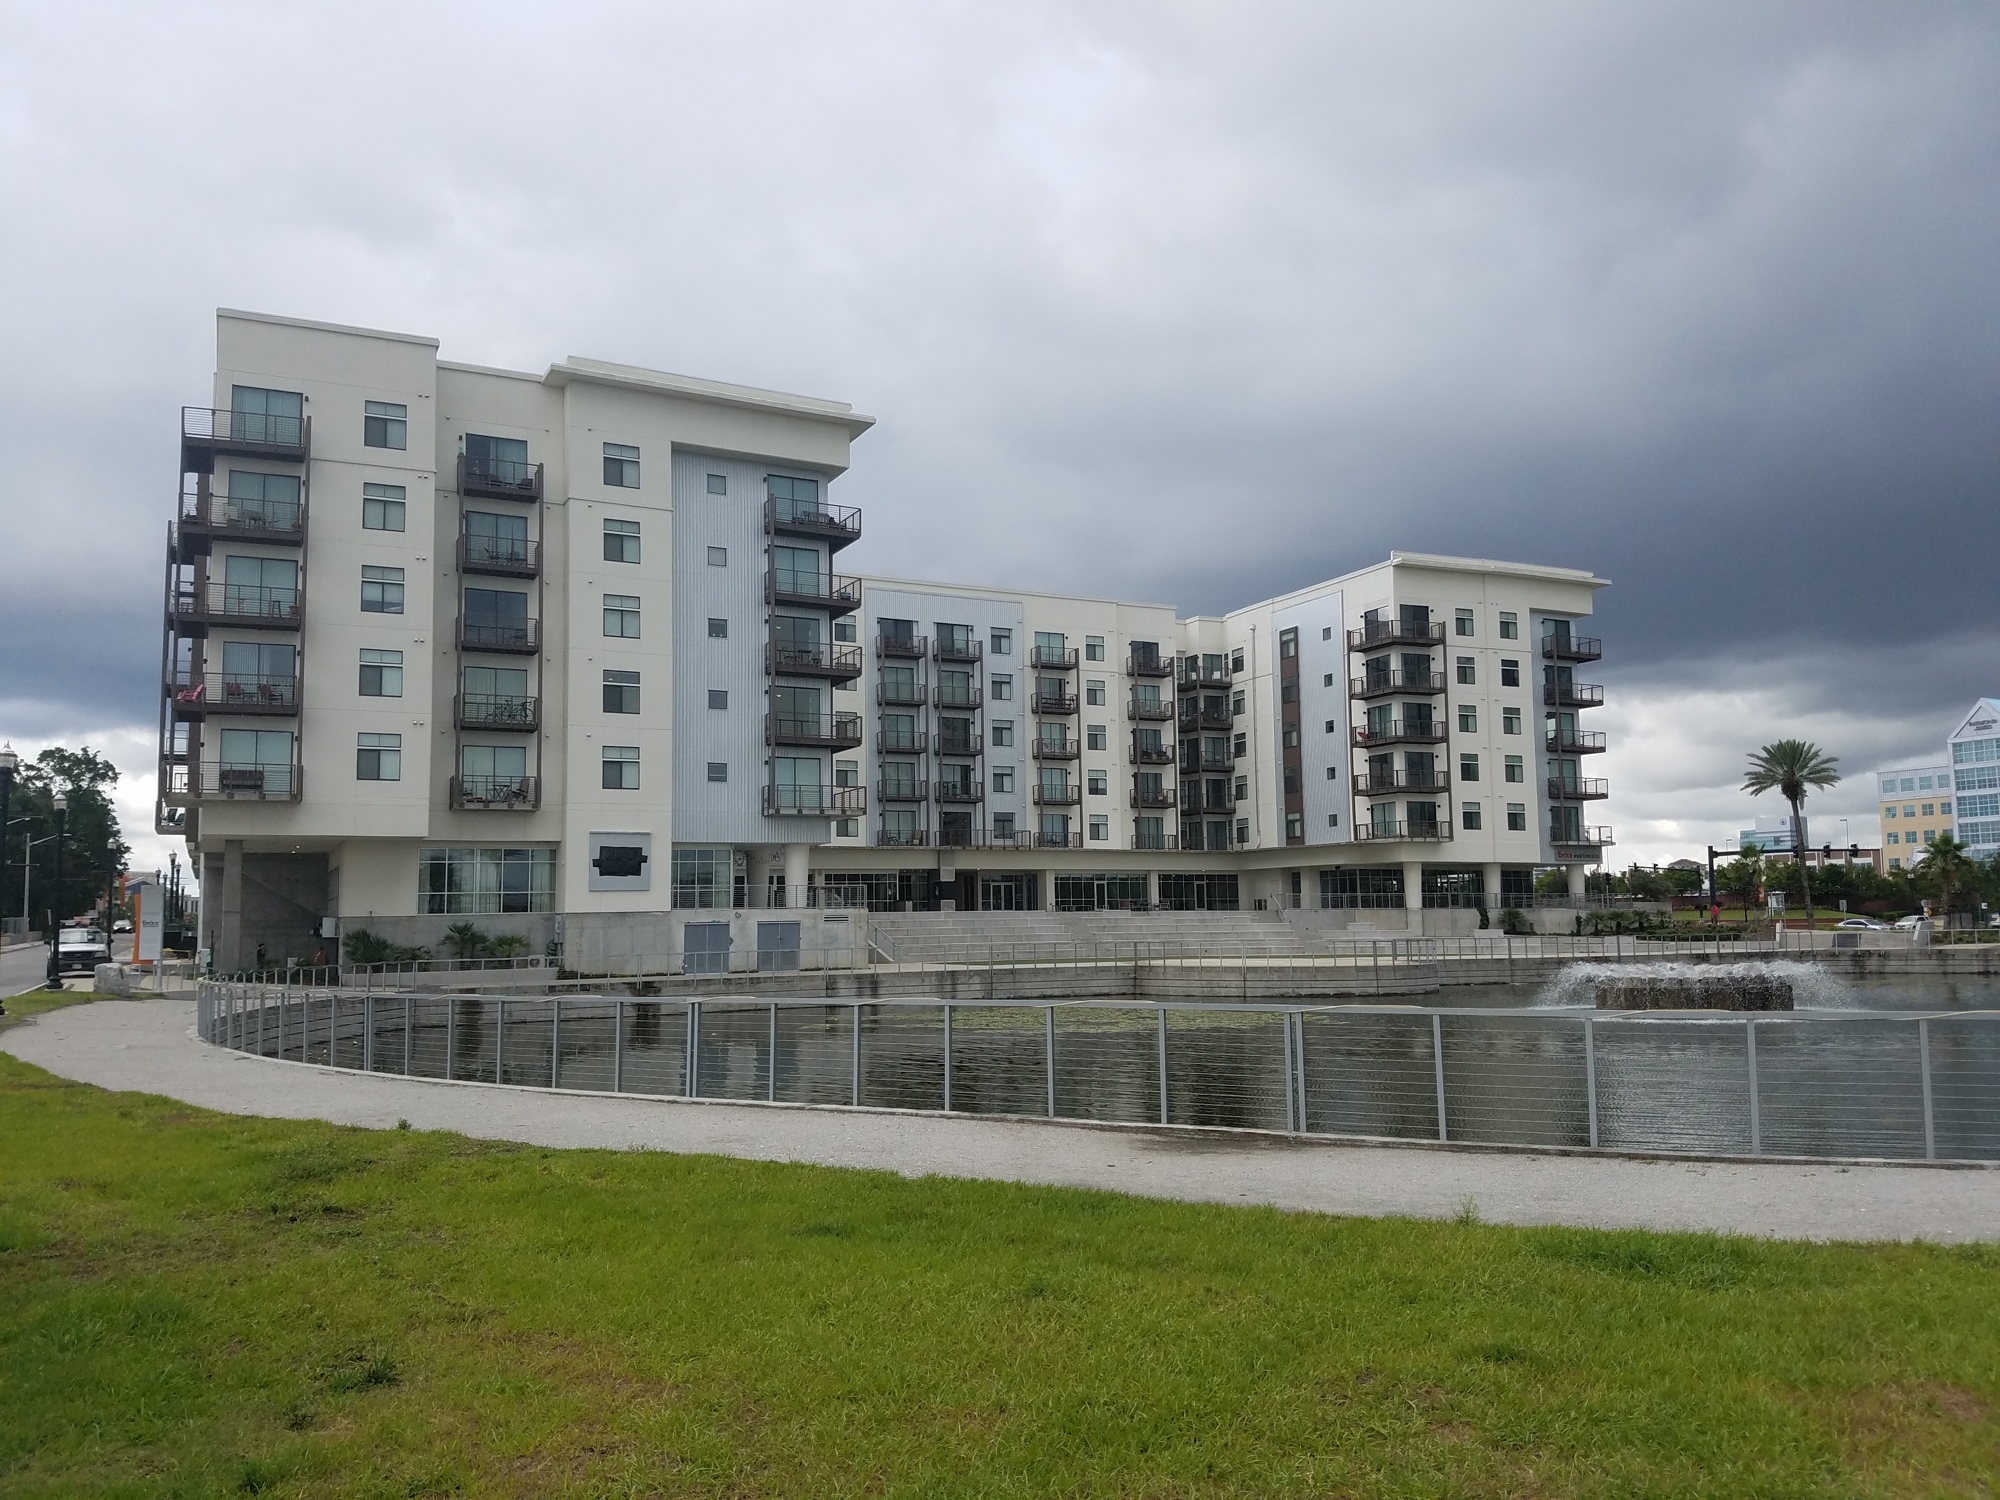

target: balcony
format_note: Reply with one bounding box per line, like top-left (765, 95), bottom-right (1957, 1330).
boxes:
top-left (766, 642), bottom-right (864, 681)
top-left (1130, 743), bottom-right (1176, 765)
top-left (877, 780), bottom-right (930, 803)
top-left (1030, 645), bottom-right (1079, 670)
top-left (1548, 777), bottom-right (1610, 802)
top-left (1352, 721), bottom-right (1447, 749)
top-left (877, 633), bottom-right (928, 659)
top-left (1546, 728), bottom-right (1607, 755)
top-left (1032, 692), bottom-right (1078, 715)
top-left (1036, 830), bottom-right (1084, 849)
top-left (170, 582), bottom-right (301, 634)
top-left (935, 637), bottom-right (984, 664)
top-left (1347, 618), bottom-right (1444, 652)
top-left (457, 453), bottom-right (543, 503)
top-left (459, 535), bottom-right (540, 579)
top-left (934, 684), bottom-right (984, 710)
top-left (1353, 769), bottom-right (1449, 795)
top-left (1353, 820), bottom-right (1454, 843)
top-left (1131, 831), bottom-right (1180, 851)
top-left (458, 616), bottom-right (541, 655)
top-left (1541, 633), bottom-right (1603, 663)
top-left (1189, 752), bottom-right (1234, 773)
top-left (456, 695), bottom-right (540, 733)
top-left (1178, 661), bottom-right (1233, 688)
top-left (876, 729), bottom-right (928, 754)
top-left (1127, 654), bottom-right (1175, 678)
top-left (181, 406), bottom-right (309, 468)
top-left (174, 486), bottom-right (303, 555)
top-left (1130, 787), bottom-right (1178, 810)
top-left (763, 785), bottom-right (868, 817)
top-left (451, 775), bottom-right (540, 810)
top-left (1032, 785), bottom-right (1083, 806)
top-left (876, 828), bottom-right (929, 848)
top-left (164, 760), bottom-right (304, 803)
top-left (1186, 791), bottom-right (1237, 814)
top-left (765, 495), bottom-right (862, 553)
top-left (1179, 705), bottom-right (1232, 731)
top-left (876, 681), bottom-right (927, 707)
top-left (1553, 825), bottom-right (1616, 850)
top-left (167, 673), bottom-right (298, 719)
top-left (934, 782), bottom-right (984, 804)
top-left (1033, 739), bottom-right (1081, 760)
top-left (936, 728), bottom-right (983, 758)
top-left (1542, 682), bottom-right (1605, 709)
top-left (1350, 670), bottom-right (1445, 700)
top-left (1127, 698), bottom-right (1175, 722)
top-left (766, 569), bottom-right (862, 616)
top-left (767, 712), bottom-right (864, 750)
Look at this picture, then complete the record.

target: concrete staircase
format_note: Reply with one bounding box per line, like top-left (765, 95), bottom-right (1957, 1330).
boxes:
top-left (865, 909), bottom-right (1336, 963)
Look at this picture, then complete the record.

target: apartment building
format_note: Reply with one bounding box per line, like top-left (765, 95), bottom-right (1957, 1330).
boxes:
top-left (1947, 699), bottom-right (2000, 862)
top-left (159, 313), bottom-right (1612, 966)
top-left (1874, 763), bottom-right (1954, 871)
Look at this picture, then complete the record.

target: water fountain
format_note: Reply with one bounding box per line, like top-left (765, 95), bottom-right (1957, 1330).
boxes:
top-left (1539, 961), bottom-right (1836, 1011)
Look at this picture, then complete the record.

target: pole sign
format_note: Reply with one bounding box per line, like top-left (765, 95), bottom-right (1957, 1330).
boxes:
top-left (128, 877), bottom-right (164, 963)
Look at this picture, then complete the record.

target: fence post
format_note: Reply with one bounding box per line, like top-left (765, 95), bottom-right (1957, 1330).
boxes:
top-left (551, 998), bottom-right (561, 1090)
top-left (1157, 1007), bottom-right (1170, 1125)
top-left (445, 997), bottom-right (455, 1082)
top-left (365, 993), bottom-right (378, 1071)
top-left (1919, 1017), bottom-right (1935, 1161)
top-left (1293, 1011), bottom-right (1310, 1133)
top-left (1045, 1005), bottom-right (1057, 1117)
top-left (687, 1001), bottom-right (701, 1098)
top-left (1746, 1018), bottom-right (1761, 1155)
top-left (942, 1003), bottom-right (954, 1112)
top-left (613, 999), bottom-right (625, 1094)
top-left (1584, 1016), bottom-right (1598, 1149)
top-left (851, 1002), bottom-right (863, 1106)
top-left (403, 994), bottom-right (413, 1075)
top-left (769, 1002), bottom-right (779, 1103)
top-left (330, 991), bottom-right (340, 1067)
top-left (278, 989), bottom-right (287, 1060)
top-left (1432, 1011), bottom-right (1448, 1142)
top-left (1282, 1009), bottom-right (1297, 1132)
top-left (496, 997), bottom-right (506, 1086)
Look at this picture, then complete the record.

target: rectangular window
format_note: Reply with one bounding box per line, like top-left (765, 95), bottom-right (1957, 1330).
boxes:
top-left (1500, 659), bottom-right (1520, 687)
top-left (1087, 769), bottom-right (1108, 796)
top-left (991, 720), bottom-right (1014, 748)
top-left (1087, 725), bottom-right (1107, 751)
top-left (1456, 656), bottom-right (1475, 684)
top-left (1887, 831), bottom-right (1900, 845)
top-left (230, 385), bottom-right (304, 445)
top-left (1086, 680), bottom-right (1106, 706)
top-left (602, 745), bottom-right (640, 789)
top-left (705, 473), bottom-right (727, 496)
top-left (707, 762), bottom-right (728, 783)
top-left (603, 442), bottom-right (640, 488)
top-left (1455, 609), bottom-right (1475, 637)
top-left (1233, 733), bottom-right (1247, 756)
top-left (707, 546), bottom-right (727, 567)
top-left (707, 689), bottom-right (728, 710)
top-left (1904, 804), bottom-right (1916, 818)
top-left (1922, 802), bottom-right (1935, 817)
top-left (1457, 705), bottom-right (1477, 733)
top-left (1883, 804), bottom-right (1898, 818)
top-left (991, 674), bottom-right (1013, 700)
top-left (834, 818), bottom-right (858, 838)
top-left (356, 732), bottom-right (401, 781)
top-left (1282, 726), bottom-right (1300, 748)
top-left (992, 766), bottom-right (1015, 793)
top-left (1278, 629), bottom-right (1298, 659)
top-left (362, 482), bottom-right (406, 531)
top-left (1322, 673), bottom-right (1334, 687)
top-left (1919, 776), bottom-right (1934, 790)
top-left (707, 617), bottom-right (728, 639)
top-left (1281, 683), bottom-right (1299, 704)
top-left (1462, 801), bottom-right (1481, 830)
top-left (1232, 691), bottom-right (1246, 715)
top-left (1499, 611), bottom-right (1518, 640)
top-left (1460, 753), bottom-right (1479, 782)
top-left (603, 517), bottom-right (640, 563)
top-left (1506, 803), bottom-right (1527, 831)
top-left (358, 648), bottom-right (403, 697)
top-left (1504, 753), bottom-right (1523, 783)
top-left (1231, 649), bottom-right (1245, 673)
top-left (1285, 812), bottom-right (1303, 839)
top-left (1325, 720), bottom-right (1339, 734)
top-left (418, 847), bottom-right (556, 915)
top-left (360, 565), bottom-right (405, 614)
top-left (1502, 708), bottom-right (1522, 735)
top-left (991, 628), bottom-right (1012, 654)
top-left (1089, 815), bottom-right (1109, 841)
top-left (603, 669), bottom-right (640, 714)
top-left (363, 400), bottom-right (407, 450)
top-left (1085, 635), bottom-right (1105, 661)
top-left (1941, 800), bottom-right (1953, 816)
top-left (604, 594), bottom-right (641, 638)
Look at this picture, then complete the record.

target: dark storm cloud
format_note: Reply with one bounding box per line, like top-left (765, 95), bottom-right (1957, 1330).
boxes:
top-left (1, 1), bottom-right (1995, 865)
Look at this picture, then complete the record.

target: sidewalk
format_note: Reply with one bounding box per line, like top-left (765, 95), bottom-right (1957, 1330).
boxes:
top-left (6, 999), bottom-right (1998, 1243)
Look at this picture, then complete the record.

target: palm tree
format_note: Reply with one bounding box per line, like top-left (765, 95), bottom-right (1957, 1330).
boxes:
top-left (1742, 740), bottom-right (1840, 927)
top-left (1916, 834), bottom-right (1978, 927)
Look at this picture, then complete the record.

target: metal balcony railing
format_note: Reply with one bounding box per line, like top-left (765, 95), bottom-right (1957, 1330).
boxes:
top-left (1130, 743), bottom-right (1176, 765)
top-left (875, 828), bottom-right (929, 848)
top-left (766, 569), bottom-right (862, 613)
top-left (1346, 618), bottom-right (1444, 651)
top-left (456, 694), bottom-right (540, 732)
top-left (767, 712), bottom-right (864, 749)
top-left (934, 782), bottom-right (984, 803)
top-left (1352, 721), bottom-right (1447, 748)
top-left (1032, 785), bottom-right (1082, 806)
top-left (167, 760), bottom-right (304, 801)
top-left (935, 732), bottom-right (983, 758)
top-left (450, 775), bottom-right (540, 810)
top-left (457, 616), bottom-right (541, 654)
top-left (1353, 769), bottom-right (1449, 794)
top-left (1179, 706), bottom-right (1232, 731)
top-left (457, 454), bottom-right (543, 502)
top-left (1178, 661), bottom-right (1233, 687)
top-left (765, 495), bottom-right (862, 551)
top-left (877, 779), bottom-right (929, 803)
top-left (1190, 753), bottom-right (1234, 773)
top-left (1350, 670), bottom-right (1446, 699)
top-left (876, 729), bottom-right (927, 754)
top-left (167, 673), bottom-right (299, 718)
top-left (459, 535), bottom-right (540, 578)
top-left (935, 638), bottom-right (983, 663)
top-left (1033, 739), bottom-right (1081, 760)
top-left (1352, 820), bottom-right (1454, 843)
top-left (763, 785), bottom-right (867, 816)
top-left (934, 685), bottom-right (984, 709)
top-left (1543, 682), bottom-right (1605, 708)
top-left (766, 642), bottom-right (864, 680)
top-left (876, 681), bottom-right (927, 706)
top-left (1130, 788), bottom-right (1177, 809)
top-left (1035, 830), bottom-right (1084, 848)
top-left (877, 633), bottom-right (927, 659)
top-left (175, 486), bottom-right (304, 548)
top-left (1185, 791), bottom-right (1238, 813)
top-left (171, 582), bottom-right (302, 630)
top-left (1131, 830), bottom-right (1179, 851)
top-left (1541, 633), bottom-right (1603, 663)
top-left (1548, 777), bottom-right (1610, 801)
top-left (1030, 646), bottom-right (1079, 670)
top-left (1553, 825), bottom-right (1616, 848)
top-left (1032, 692), bottom-right (1078, 715)
top-left (1126, 654), bottom-right (1175, 678)
top-left (1547, 728), bottom-right (1608, 754)
top-left (1127, 698), bottom-right (1175, 721)
top-left (182, 406), bottom-right (309, 463)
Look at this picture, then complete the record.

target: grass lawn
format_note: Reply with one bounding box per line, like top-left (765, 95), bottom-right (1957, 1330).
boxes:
top-left (2, 999), bottom-right (1997, 1495)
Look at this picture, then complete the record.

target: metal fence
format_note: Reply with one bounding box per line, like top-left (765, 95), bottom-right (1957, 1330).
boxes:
top-left (195, 984), bottom-right (2000, 1162)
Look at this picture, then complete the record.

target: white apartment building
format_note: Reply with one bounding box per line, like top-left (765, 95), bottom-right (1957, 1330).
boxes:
top-left (160, 312), bottom-right (1612, 967)
top-left (1948, 699), bottom-right (2000, 861)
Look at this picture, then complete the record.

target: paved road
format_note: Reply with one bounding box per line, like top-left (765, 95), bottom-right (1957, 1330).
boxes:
top-left (7, 999), bottom-right (1998, 1243)
top-left (0, 942), bottom-right (56, 998)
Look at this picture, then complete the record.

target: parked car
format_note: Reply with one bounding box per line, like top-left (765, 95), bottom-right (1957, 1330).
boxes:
top-left (1893, 914), bottom-right (1928, 930)
top-left (113, 918), bottom-right (133, 934)
top-left (1835, 917), bottom-right (1887, 930)
top-left (56, 927), bottom-right (110, 973)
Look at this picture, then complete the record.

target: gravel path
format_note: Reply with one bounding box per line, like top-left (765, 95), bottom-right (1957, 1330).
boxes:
top-left (8, 999), bottom-right (1998, 1242)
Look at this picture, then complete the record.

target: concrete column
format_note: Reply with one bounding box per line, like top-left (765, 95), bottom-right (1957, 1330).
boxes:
top-left (783, 843), bottom-right (810, 909)
top-left (220, 839), bottom-right (245, 973)
top-left (1145, 869), bottom-right (1160, 909)
top-left (1402, 858), bottom-right (1424, 911)
top-left (1482, 862), bottom-right (1502, 909)
top-left (746, 849), bottom-right (767, 908)
top-left (1567, 863), bottom-right (1588, 899)
top-left (1042, 871), bottom-right (1058, 911)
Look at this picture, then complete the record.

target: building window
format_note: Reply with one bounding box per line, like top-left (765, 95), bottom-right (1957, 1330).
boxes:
top-left (831, 818), bottom-right (856, 838)
top-left (991, 628), bottom-right (1012, 654)
top-left (1462, 801), bottom-right (1481, 830)
top-left (705, 473), bottom-right (727, 496)
top-left (1504, 754), bottom-right (1523, 783)
top-left (706, 762), bottom-right (728, 783)
top-left (1085, 635), bottom-right (1105, 661)
top-left (604, 594), bottom-right (641, 637)
top-left (1499, 611), bottom-right (1518, 640)
top-left (991, 720), bottom-right (1014, 748)
top-left (1502, 708), bottom-right (1522, 735)
top-left (1941, 800), bottom-right (1953, 815)
top-left (1234, 818), bottom-right (1249, 843)
top-left (1087, 724), bottom-right (1107, 751)
top-left (707, 617), bottom-right (728, 639)
top-left (1086, 680), bottom-right (1106, 706)
top-left (1232, 691), bottom-right (1246, 715)
top-left (1285, 812), bottom-right (1303, 839)
top-left (1088, 769), bottom-right (1108, 796)
top-left (603, 745), bottom-right (640, 789)
top-left (992, 766), bottom-right (1014, 793)
top-left (1506, 803), bottom-right (1527, 831)
top-left (707, 546), bottom-right (727, 567)
top-left (1890, 857), bottom-right (1903, 870)
top-left (419, 847), bottom-right (556, 915)
top-left (1281, 683), bottom-right (1299, 705)
top-left (1457, 705), bottom-right (1477, 733)
top-left (362, 482), bottom-right (406, 531)
top-left (707, 689), bottom-right (728, 710)
top-left (603, 670), bottom-right (640, 713)
top-left (1500, 659), bottom-right (1520, 687)
top-left (1455, 609), bottom-right (1474, 637)
top-left (1279, 628), bottom-right (1298, 659)
top-left (360, 565), bottom-right (405, 614)
top-left (359, 648), bottom-right (403, 697)
top-left (1231, 650), bottom-right (1244, 673)
top-left (1460, 753), bottom-right (1479, 782)
top-left (1233, 733), bottom-right (1247, 756)
top-left (1456, 656), bottom-right (1475, 685)
top-left (1904, 804), bottom-right (1916, 818)
top-left (364, 400), bottom-right (407, 450)
top-left (1282, 726), bottom-right (1300, 748)
top-left (1886, 832), bottom-right (1900, 846)
top-left (1883, 805), bottom-right (1898, 818)
top-left (1922, 802), bottom-right (1935, 817)
top-left (603, 518), bottom-right (640, 563)
top-left (1089, 815), bottom-right (1109, 841)
top-left (991, 674), bottom-right (1013, 701)
top-left (356, 732), bottom-right (401, 781)
top-left (1324, 719), bottom-right (1339, 734)
top-left (603, 442), bottom-right (640, 488)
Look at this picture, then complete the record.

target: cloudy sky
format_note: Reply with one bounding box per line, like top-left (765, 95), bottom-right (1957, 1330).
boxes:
top-left (3, 1), bottom-right (1996, 880)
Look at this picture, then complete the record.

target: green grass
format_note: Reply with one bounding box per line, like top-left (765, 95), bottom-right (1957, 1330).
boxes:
top-left (1, 1050), bottom-right (1997, 1496)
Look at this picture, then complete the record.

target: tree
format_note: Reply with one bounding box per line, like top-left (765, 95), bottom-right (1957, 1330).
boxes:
top-left (1660, 865), bottom-right (1705, 898)
top-left (9, 747), bottom-right (128, 931)
top-left (1915, 835), bottom-right (1979, 925)
top-left (1718, 853), bottom-right (1764, 920)
top-left (1742, 740), bottom-right (1840, 927)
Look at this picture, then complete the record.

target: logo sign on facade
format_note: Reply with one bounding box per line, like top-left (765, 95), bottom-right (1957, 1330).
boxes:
top-left (588, 832), bottom-right (652, 892)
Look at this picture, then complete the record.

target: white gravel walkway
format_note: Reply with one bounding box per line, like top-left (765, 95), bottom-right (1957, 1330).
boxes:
top-left (7, 998), bottom-right (1998, 1243)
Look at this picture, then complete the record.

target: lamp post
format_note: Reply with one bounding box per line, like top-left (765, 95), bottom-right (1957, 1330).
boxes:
top-left (44, 793), bottom-right (67, 989)
top-left (0, 744), bottom-right (16, 937)
top-left (104, 838), bottom-right (120, 948)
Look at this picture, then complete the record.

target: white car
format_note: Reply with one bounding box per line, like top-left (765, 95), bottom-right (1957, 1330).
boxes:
top-left (1893, 914), bottom-right (1928, 930)
top-left (1835, 917), bottom-right (1887, 930)
top-left (56, 928), bottom-right (110, 973)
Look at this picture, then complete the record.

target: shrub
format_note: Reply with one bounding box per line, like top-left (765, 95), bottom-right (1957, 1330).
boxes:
top-left (443, 922), bottom-right (491, 960)
top-left (340, 929), bottom-right (430, 966)
top-left (489, 934), bottom-right (529, 959)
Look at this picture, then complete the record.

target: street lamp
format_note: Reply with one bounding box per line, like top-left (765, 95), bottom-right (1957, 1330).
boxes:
top-left (44, 793), bottom-right (66, 989)
top-left (0, 745), bottom-right (16, 931)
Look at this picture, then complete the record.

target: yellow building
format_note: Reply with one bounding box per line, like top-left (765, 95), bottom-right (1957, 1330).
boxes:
top-left (1875, 762), bottom-right (1954, 873)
